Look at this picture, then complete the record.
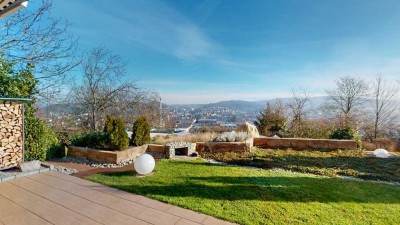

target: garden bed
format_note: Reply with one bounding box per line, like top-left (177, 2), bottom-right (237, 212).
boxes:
top-left (203, 148), bottom-right (400, 182)
top-left (67, 145), bottom-right (147, 164)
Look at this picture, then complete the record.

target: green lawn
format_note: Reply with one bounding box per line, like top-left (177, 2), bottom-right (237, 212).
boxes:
top-left (88, 160), bottom-right (400, 225)
top-left (203, 148), bottom-right (400, 182)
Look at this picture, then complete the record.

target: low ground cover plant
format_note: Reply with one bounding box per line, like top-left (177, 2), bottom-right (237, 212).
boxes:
top-left (71, 131), bottom-right (111, 150)
top-left (213, 131), bottom-right (250, 142)
top-left (203, 147), bottom-right (400, 182)
top-left (88, 160), bottom-right (400, 225)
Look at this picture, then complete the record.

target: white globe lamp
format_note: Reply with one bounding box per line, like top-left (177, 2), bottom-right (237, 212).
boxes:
top-left (373, 149), bottom-right (390, 158)
top-left (134, 154), bottom-right (155, 175)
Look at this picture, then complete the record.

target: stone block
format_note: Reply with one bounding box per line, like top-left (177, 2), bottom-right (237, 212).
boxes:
top-left (19, 160), bottom-right (41, 172)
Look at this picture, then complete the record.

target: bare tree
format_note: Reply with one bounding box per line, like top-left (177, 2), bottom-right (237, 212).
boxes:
top-left (0, 0), bottom-right (79, 93)
top-left (325, 76), bottom-right (369, 127)
top-left (71, 47), bottom-right (137, 131)
top-left (370, 75), bottom-right (400, 139)
top-left (107, 89), bottom-right (162, 128)
top-left (287, 88), bottom-right (310, 136)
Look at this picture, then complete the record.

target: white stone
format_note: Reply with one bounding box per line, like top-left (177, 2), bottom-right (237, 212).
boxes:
top-left (134, 154), bottom-right (155, 175)
top-left (236, 122), bottom-right (260, 138)
top-left (373, 149), bottom-right (390, 158)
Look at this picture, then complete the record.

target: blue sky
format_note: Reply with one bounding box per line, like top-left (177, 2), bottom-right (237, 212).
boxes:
top-left (48, 0), bottom-right (400, 104)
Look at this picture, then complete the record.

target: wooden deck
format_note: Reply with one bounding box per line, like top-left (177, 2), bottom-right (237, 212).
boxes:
top-left (0, 171), bottom-right (236, 225)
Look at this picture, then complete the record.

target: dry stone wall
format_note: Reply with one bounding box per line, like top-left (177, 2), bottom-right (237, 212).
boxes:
top-left (0, 101), bottom-right (24, 169)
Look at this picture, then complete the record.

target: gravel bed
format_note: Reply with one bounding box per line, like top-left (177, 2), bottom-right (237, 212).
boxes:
top-left (0, 169), bottom-right (21, 179)
top-left (55, 156), bottom-right (136, 168)
top-left (54, 166), bottom-right (78, 175)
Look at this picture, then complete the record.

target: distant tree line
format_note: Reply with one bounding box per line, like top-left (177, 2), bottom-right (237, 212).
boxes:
top-left (255, 75), bottom-right (400, 150)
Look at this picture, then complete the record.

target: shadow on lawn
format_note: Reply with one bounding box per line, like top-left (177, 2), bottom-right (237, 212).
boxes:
top-left (97, 170), bottom-right (400, 204)
top-left (211, 153), bottom-right (400, 182)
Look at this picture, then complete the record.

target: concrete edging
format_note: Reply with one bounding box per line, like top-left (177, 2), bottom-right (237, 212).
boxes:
top-left (0, 162), bottom-right (52, 182)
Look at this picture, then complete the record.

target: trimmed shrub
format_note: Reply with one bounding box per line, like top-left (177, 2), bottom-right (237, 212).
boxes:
top-left (71, 131), bottom-right (111, 149)
top-left (25, 117), bottom-right (64, 161)
top-left (330, 127), bottom-right (362, 149)
top-left (104, 115), bottom-right (114, 132)
top-left (107, 117), bottom-right (129, 150)
top-left (71, 116), bottom-right (129, 151)
top-left (131, 116), bottom-right (151, 146)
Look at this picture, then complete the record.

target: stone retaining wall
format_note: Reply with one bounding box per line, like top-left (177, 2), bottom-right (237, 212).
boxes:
top-left (0, 101), bottom-right (24, 170)
top-left (253, 137), bottom-right (357, 151)
top-left (165, 142), bottom-right (197, 159)
top-left (67, 145), bottom-right (147, 163)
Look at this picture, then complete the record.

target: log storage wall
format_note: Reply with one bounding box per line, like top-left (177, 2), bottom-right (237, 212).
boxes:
top-left (0, 101), bottom-right (24, 170)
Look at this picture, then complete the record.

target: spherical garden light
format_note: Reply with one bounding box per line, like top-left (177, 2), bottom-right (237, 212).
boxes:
top-left (134, 154), bottom-right (155, 175)
top-left (373, 149), bottom-right (390, 158)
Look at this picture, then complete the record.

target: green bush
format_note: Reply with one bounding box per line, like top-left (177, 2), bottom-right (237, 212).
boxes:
top-left (25, 117), bottom-right (64, 161)
top-left (71, 131), bottom-right (111, 149)
top-left (105, 116), bottom-right (129, 150)
top-left (104, 115), bottom-right (114, 133)
top-left (131, 116), bottom-right (151, 146)
top-left (254, 102), bottom-right (287, 136)
top-left (330, 127), bottom-right (362, 149)
top-left (71, 116), bottom-right (129, 151)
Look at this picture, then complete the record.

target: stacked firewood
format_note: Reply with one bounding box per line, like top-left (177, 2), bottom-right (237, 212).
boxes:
top-left (0, 101), bottom-right (23, 170)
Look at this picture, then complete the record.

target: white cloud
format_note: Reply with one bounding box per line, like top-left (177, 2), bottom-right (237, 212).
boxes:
top-left (67, 0), bottom-right (223, 62)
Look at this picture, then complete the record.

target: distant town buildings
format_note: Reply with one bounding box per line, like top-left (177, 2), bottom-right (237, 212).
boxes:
top-left (167, 105), bottom-right (258, 132)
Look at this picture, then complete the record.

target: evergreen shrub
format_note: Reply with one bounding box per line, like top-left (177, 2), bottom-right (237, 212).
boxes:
top-left (330, 127), bottom-right (362, 149)
top-left (25, 117), bottom-right (64, 161)
top-left (131, 116), bottom-right (151, 146)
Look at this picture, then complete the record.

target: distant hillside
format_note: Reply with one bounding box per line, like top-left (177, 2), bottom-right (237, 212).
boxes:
top-left (170, 96), bottom-right (330, 111)
top-left (206, 100), bottom-right (263, 110)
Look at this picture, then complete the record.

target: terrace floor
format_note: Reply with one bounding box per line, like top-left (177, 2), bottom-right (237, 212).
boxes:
top-left (0, 171), bottom-right (235, 225)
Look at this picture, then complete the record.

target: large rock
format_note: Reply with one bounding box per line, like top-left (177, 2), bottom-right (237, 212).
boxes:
top-left (236, 122), bottom-right (259, 138)
top-left (19, 160), bottom-right (41, 172)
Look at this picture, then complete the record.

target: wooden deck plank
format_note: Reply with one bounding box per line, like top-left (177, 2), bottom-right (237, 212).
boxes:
top-left (0, 194), bottom-right (52, 225)
top-left (0, 171), bottom-right (236, 225)
top-left (0, 182), bottom-right (101, 225)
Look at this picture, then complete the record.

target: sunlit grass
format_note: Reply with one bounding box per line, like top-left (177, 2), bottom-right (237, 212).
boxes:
top-left (88, 160), bottom-right (400, 225)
